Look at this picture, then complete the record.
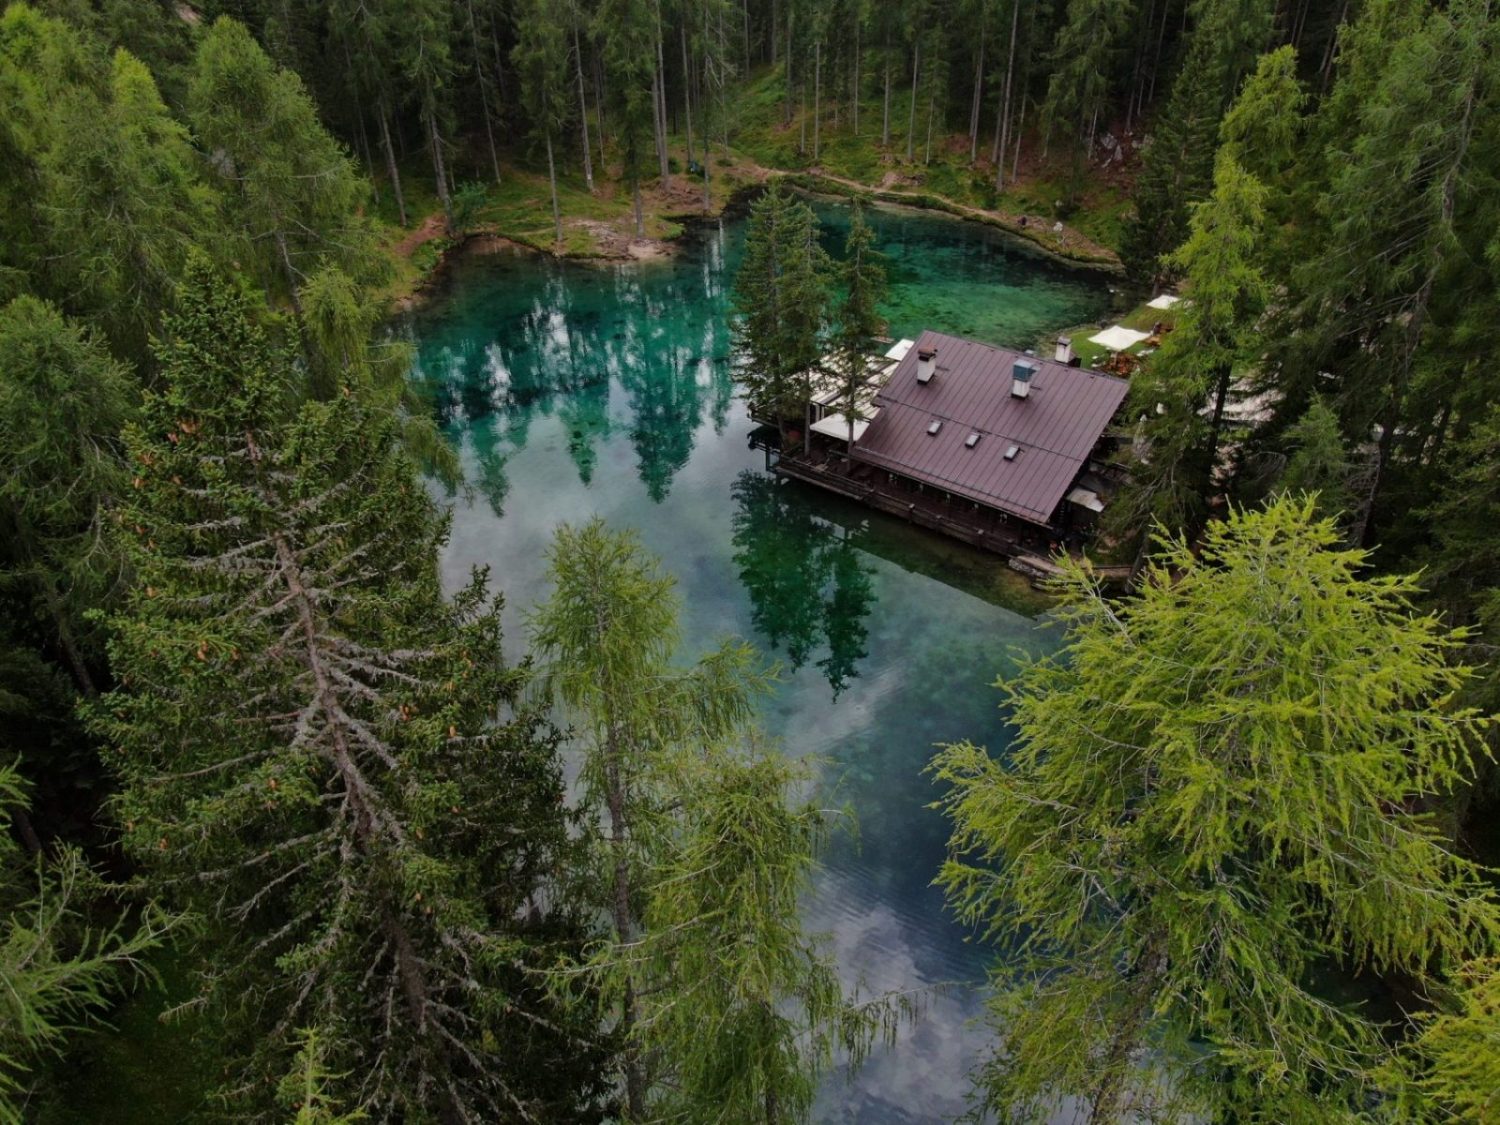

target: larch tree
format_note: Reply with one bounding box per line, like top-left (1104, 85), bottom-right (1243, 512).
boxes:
top-left (530, 518), bottom-right (902, 1121)
top-left (0, 761), bottom-right (174, 1122)
top-left (187, 17), bottom-right (377, 321)
top-left (600, 0), bottom-right (660, 236)
top-left (0, 296), bottom-right (132, 698)
top-left (932, 496), bottom-right (1500, 1123)
top-left (91, 258), bottom-right (608, 1121)
top-left (1388, 959), bottom-right (1500, 1122)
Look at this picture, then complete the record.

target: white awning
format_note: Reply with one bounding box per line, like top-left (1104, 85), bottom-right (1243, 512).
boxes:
top-left (1088, 325), bottom-right (1150, 352)
top-left (1146, 294), bottom-right (1181, 310)
top-left (810, 411), bottom-right (873, 443)
top-left (1066, 487), bottom-right (1106, 512)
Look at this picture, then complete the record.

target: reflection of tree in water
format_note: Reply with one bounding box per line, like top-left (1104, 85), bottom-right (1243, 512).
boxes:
top-left (822, 635), bottom-right (1019, 909)
top-left (614, 269), bottom-right (735, 502)
top-left (406, 245), bottom-right (739, 505)
top-left (731, 472), bottom-right (875, 698)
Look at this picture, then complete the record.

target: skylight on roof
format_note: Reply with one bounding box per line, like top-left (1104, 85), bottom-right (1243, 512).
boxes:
top-left (927, 419), bottom-right (942, 436)
top-left (965, 433), bottom-right (981, 448)
top-left (1004, 444), bottom-right (1020, 460)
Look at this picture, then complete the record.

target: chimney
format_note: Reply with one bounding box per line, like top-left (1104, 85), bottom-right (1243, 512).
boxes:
top-left (1011, 358), bottom-right (1038, 399)
top-left (1055, 336), bottom-right (1074, 364)
top-left (916, 347), bottom-right (937, 384)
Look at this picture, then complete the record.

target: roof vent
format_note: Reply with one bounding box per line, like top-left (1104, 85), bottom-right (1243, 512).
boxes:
top-left (1003, 444), bottom-right (1020, 460)
top-left (1011, 359), bottom-right (1038, 400)
top-left (927, 419), bottom-right (943, 436)
top-left (1055, 336), bottom-right (1074, 364)
top-left (916, 347), bottom-right (937, 384)
top-left (965, 432), bottom-right (981, 449)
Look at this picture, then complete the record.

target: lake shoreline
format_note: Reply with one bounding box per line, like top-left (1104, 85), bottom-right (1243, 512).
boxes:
top-left (389, 173), bottom-right (1123, 314)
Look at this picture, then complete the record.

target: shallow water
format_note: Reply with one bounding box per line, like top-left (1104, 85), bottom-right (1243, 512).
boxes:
top-left (405, 200), bottom-right (1112, 1121)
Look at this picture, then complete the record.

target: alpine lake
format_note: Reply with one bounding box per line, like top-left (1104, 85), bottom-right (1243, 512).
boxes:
top-left (405, 197), bottom-right (1116, 1122)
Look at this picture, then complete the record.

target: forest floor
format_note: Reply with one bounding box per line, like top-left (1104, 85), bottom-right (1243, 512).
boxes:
top-left (377, 68), bottom-right (1135, 307)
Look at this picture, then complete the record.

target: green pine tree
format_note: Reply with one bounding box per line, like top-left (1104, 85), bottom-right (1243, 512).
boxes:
top-left (933, 496), bottom-right (1500, 1122)
top-left (91, 257), bottom-right (607, 1120)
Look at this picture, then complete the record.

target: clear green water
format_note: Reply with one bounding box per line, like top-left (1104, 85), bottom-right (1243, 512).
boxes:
top-left (404, 200), bottom-right (1111, 1121)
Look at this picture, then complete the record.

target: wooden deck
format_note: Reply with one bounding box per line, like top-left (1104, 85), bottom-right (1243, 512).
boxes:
top-left (772, 452), bottom-right (1133, 588)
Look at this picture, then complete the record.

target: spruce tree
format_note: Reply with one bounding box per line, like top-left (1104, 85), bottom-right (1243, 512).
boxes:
top-left (732, 185), bottom-right (830, 452)
top-left (1108, 150), bottom-right (1269, 553)
top-left (932, 497), bottom-right (1500, 1122)
top-left (1121, 0), bottom-right (1275, 284)
top-left (92, 258), bottom-right (606, 1120)
top-left (828, 201), bottom-right (887, 450)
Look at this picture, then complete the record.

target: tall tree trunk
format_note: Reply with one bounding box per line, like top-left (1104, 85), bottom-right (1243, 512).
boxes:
top-left (378, 105), bottom-right (407, 226)
top-left (681, 22), bottom-right (695, 166)
top-left (882, 46), bottom-right (892, 146)
top-left (426, 105), bottom-right (453, 228)
top-left (12, 509), bottom-right (98, 698)
top-left (465, 0), bottom-right (502, 184)
top-left (575, 26), bottom-right (595, 191)
top-left (996, 0), bottom-right (1019, 189)
top-left (813, 40), bottom-right (822, 161)
top-left (654, 5), bottom-right (671, 181)
top-left (969, 39), bottom-right (985, 161)
top-left (783, 8), bottom-right (794, 123)
top-left (852, 15), bottom-right (861, 134)
top-left (632, 173), bottom-right (644, 237)
top-left (906, 39), bottom-right (920, 162)
top-left (546, 130), bottom-right (562, 248)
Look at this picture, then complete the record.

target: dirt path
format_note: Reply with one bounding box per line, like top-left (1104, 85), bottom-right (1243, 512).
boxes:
top-left (392, 213), bottom-right (447, 258)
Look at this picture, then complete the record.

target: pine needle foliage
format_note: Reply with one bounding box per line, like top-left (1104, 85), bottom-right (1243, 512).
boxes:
top-left (531, 519), bottom-right (906, 1122)
top-left (1388, 958), bottom-right (1500, 1123)
top-left (732, 185), bottom-right (831, 451)
top-left (0, 763), bottom-right (174, 1123)
top-left (91, 257), bottom-right (604, 1121)
top-left (932, 496), bottom-right (1500, 1123)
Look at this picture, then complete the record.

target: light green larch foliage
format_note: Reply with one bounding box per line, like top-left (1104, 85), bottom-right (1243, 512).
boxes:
top-left (933, 496), bottom-right (1499, 1123)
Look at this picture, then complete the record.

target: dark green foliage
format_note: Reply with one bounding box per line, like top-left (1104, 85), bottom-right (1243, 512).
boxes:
top-left (0, 296), bottom-right (132, 697)
top-left (91, 259), bottom-right (606, 1120)
top-left (0, 763), bottom-right (174, 1123)
top-left (731, 184), bottom-right (830, 449)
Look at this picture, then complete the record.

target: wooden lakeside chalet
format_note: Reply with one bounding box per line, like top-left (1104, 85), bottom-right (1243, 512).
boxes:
top-left (773, 329), bottom-right (1132, 571)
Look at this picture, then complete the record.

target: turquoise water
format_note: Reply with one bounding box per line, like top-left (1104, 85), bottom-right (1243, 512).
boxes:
top-left (406, 200), bottom-right (1112, 1121)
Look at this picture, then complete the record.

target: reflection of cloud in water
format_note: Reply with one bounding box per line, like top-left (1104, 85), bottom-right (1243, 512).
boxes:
top-left (407, 210), bottom-right (1108, 1121)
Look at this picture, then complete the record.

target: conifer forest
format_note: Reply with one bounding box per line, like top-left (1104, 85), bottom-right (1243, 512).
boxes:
top-left (3, 0), bottom-right (1500, 1120)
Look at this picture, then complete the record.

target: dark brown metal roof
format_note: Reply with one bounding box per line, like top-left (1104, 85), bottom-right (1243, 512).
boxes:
top-left (852, 330), bottom-right (1128, 525)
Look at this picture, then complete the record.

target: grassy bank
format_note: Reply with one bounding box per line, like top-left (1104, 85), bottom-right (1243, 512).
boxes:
top-left (374, 65), bottom-right (1133, 303)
